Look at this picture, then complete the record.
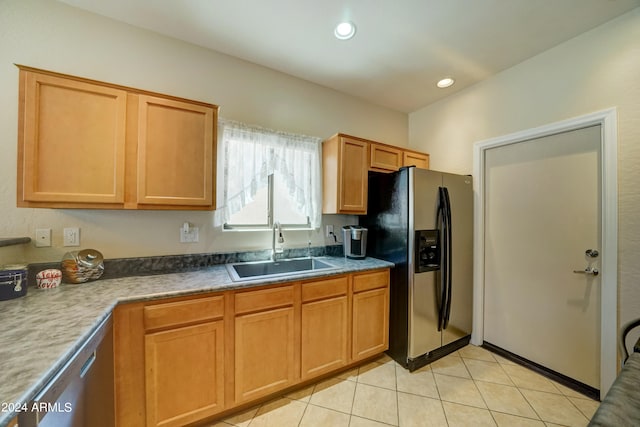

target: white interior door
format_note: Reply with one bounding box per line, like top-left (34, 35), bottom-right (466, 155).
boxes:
top-left (483, 125), bottom-right (601, 389)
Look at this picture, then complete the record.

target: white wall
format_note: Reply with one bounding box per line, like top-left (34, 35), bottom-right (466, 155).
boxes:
top-left (409, 9), bottom-right (640, 331)
top-left (0, 0), bottom-right (407, 263)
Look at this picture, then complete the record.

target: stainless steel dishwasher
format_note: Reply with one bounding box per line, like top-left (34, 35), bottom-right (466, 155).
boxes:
top-left (18, 315), bottom-right (115, 427)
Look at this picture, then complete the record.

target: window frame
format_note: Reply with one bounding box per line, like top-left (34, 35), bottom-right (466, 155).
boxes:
top-left (223, 174), bottom-right (312, 231)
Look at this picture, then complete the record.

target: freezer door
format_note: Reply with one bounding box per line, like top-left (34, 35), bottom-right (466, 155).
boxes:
top-left (441, 173), bottom-right (473, 346)
top-left (408, 168), bottom-right (443, 359)
top-left (411, 168), bottom-right (441, 230)
top-left (409, 270), bottom-right (442, 358)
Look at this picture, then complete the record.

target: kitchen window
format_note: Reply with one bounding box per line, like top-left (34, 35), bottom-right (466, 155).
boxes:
top-left (215, 119), bottom-right (322, 230)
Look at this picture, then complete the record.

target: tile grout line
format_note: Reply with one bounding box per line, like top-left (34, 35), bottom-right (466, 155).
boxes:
top-left (460, 355), bottom-right (494, 421)
top-left (394, 360), bottom-right (400, 427)
top-left (488, 408), bottom-right (554, 423)
top-left (514, 382), bottom-right (548, 424)
top-left (491, 347), bottom-right (593, 423)
top-left (462, 349), bottom-right (555, 425)
top-left (424, 364), bottom-right (450, 426)
top-left (217, 346), bottom-right (596, 426)
top-left (347, 365), bottom-right (360, 427)
top-left (465, 351), bottom-right (548, 424)
top-left (567, 395), bottom-right (599, 421)
top-left (431, 368), bottom-right (452, 427)
top-left (351, 360), bottom-right (400, 426)
top-left (295, 388), bottom-right (312, 427)
top-left (519, 387), bottom-right (592, 425)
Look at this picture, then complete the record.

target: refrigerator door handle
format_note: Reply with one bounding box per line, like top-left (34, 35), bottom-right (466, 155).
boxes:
top-left (443, 187), bottom-right (453, 329)
top-left (437, 187), bottom-right (447, 331)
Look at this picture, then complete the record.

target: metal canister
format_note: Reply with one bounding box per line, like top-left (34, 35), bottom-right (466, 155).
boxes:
top-left (61, 249), bottom-right (104, 284)
top-left (0, 264), bottom-right (28, 300)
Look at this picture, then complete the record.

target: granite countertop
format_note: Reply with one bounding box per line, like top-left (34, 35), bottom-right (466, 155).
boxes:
top-left (0, 256), bottom-right (392, 426)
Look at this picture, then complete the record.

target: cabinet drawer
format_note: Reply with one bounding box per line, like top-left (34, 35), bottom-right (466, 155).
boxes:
top-left (302, 276), bottom-right (348, 303)
top-left (235, 285), bottom-right (294, 315)
top-left (144, 295), bottom-right (224, 331)
top-left (353, 270), bottom-right (390, 293)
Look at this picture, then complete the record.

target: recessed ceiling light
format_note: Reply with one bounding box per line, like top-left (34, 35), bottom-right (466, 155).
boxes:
top-left (334, 21), bottom-right (356, 40)
top-left (437, 78), bottom-right (455, 88)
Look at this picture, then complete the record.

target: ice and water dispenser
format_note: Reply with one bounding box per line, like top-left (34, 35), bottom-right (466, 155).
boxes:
top-left (415, 229), bottom-right (440, 272)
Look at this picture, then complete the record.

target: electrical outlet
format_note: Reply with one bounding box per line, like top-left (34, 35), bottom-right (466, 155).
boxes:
top-left (35, 228), bottom-right (51, 247)
top-left (180, 226), bottom-right (199, 243)
top-left (63, 227), bottom-right (80, 247)
top-left (325, 225), bottom-right (334, 237)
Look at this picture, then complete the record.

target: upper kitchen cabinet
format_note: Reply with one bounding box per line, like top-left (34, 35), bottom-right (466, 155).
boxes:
top-left (370, 142), bottom-right (430, 173)
top-left (322, 134), bottom-right (368, 214)
top-left (369, 143), bottom-right (402, 172)
top-left (322, 133), bottom-right (429, 214)
top-left (16, 66), bottom-right (218, 210)
top-left (403, 150), bottom-right (430, 169)
top-left (134, 95), bottom-right (214, 207)
top-left (18, 69), bottom-right (127, 205)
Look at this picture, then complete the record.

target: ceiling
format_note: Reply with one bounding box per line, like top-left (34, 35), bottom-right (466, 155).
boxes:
top-left (57, 0), bottom-right (640, 113)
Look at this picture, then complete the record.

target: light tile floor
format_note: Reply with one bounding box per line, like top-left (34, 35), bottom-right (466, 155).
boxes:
top-left (208, 345), bottom-right (600, 427)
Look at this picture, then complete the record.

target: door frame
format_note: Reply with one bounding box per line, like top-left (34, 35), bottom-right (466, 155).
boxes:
top-left (471, 108), bottom-right (618, 398)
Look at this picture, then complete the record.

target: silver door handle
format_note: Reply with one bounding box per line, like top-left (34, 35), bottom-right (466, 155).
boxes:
top-left (573, 267), bottom-right (599, 276)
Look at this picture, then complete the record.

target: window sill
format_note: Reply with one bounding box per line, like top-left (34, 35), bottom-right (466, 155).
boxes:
top-left (222, 226), bottom-right (314, 232)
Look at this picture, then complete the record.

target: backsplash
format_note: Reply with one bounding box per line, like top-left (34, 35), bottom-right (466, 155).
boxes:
top-left (27, 245), bottom-right (344, 284)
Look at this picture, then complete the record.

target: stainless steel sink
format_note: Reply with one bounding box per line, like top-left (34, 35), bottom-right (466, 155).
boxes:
top-left (226, 257), bottom-right (339, 281)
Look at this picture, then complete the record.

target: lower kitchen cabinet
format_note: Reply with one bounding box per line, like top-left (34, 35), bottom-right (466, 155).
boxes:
top-left (114, 295), bottom-right (226, 427)
top-left (234, 307), bottom-right (296, 402)
top-left (234, 285), bottom-right (297, 403)
top-left (352, 270), bottom-right (390, 361)
top-left (143, 295), bottom-right (226, 427)
top-left (145, 321), bottom-right (225, 427)
top-left (113, 268), bottom-right (389, 427)
top-left (300, 276), bottom-right (349, 380)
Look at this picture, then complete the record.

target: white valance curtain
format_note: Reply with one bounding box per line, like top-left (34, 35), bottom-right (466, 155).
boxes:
top-left (215, 118), bottom-right (322, 228)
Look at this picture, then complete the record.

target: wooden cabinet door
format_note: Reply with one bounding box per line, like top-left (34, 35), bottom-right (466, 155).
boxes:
top-left (235, 306), bottom-right (296, 403)
top-left (145, 321), bottom-right (225, 427)
top-left (370, 143), bottom-right (402, 172)
top-left (323, 135), bottom-right (369, 214)
top-left (352, 287), bottom-right (390, 361)
top-left (339, 137), bottom-right (368, 213)
top-left (301, 295), bottom-right (349, 380)
top-left (136, 95), bottom-right (215, 208)
top-left (403, 151), bottom-right (430, 169)
top-left (19, 70), bottom-right (127, 205)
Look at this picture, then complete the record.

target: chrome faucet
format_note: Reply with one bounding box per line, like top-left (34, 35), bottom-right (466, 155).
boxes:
top-left (272, 221), bottom-right (284, 261)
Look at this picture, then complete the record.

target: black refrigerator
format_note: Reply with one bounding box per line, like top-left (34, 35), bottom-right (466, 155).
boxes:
top-left (361, 166), bottom-right (473, 371)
